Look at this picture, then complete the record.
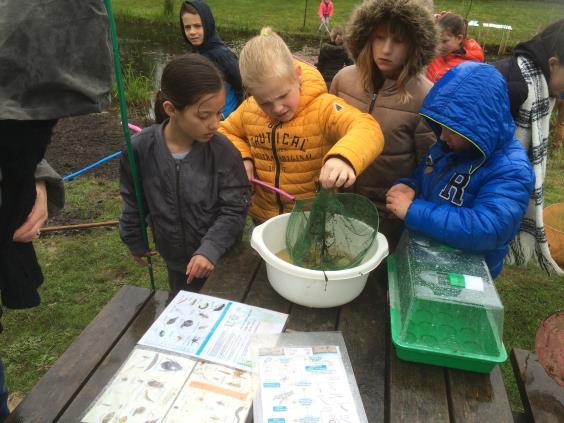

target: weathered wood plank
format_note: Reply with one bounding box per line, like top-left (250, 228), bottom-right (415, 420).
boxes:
top-left (201, 241), bottom-right (261, 301)
top-left (388, 343), bottom-right (450, 422)
top-left (56, 290), bottom-right (170, 422)
top-left (511, 348), bottom-right (564, 423)
top-left (243, 262), bottom-right (291, 314)
top-left (447, 365), bottom-right (514, 423)
top-left (286, 303), bottom-right (339, 332)
top-left (6, 285), bottom-right (153, 423)
top-left (338, 269), bottom-right (387, 422)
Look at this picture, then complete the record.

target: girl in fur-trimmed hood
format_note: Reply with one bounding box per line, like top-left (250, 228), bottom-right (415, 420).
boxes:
top-left (344, 0), bottom-right (437, 102)
top-left (330, 0), bottom-right (438, 250)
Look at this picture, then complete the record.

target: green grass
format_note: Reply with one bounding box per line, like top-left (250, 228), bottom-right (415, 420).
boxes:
top-left (0, 178), bottom-right (169, 397)
top-left (112, 65), bottom-right (154, 112)
top-left (111, 0), bottom-right (564, 47)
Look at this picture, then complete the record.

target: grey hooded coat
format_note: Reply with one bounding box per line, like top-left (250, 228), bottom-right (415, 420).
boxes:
top-left (0, 0), bottom-right (113, 120)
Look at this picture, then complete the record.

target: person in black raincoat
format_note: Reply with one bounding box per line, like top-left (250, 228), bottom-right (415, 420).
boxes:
top-left (0, 1), bottom-right (113, 419)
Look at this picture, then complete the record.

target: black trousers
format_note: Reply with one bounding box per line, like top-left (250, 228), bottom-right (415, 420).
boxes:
top-left (166, 268), bottom-right (206, 302)
top-left (0, 120), bottom-right (56, 309)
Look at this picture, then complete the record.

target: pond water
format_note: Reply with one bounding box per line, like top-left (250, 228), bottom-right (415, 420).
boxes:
top-left (116, 18), bottom-right (321, 98)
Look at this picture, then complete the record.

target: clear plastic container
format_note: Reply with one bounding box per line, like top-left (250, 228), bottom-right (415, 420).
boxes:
top-left (388, 231), bottom-right (507, 373)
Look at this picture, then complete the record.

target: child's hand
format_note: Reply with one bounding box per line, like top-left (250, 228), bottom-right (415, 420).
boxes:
top-left (13, 181), bottom-right (48, 243)
top-left (186, 255), bottom-right (215, 283)
top-left (132, 251), bottom-right (157, 267)
top-left (319, 158), bottom-right (356, 189)
top-left (243, 159), bottom-right (255, 182)
top-left (386, 189), bottom-right (414, 220)
top-left (387, 183), bottom-right (416, 201)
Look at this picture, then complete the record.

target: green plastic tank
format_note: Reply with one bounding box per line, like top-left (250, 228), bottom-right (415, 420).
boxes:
top-left (388, 230), bottom-right (507, 373)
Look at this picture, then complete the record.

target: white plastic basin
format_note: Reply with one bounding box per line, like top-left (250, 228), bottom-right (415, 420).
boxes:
top-left (250, 213), bottom-right (389, 308)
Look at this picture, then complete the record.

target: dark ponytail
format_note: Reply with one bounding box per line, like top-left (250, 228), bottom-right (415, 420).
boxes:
top-left (154, 54), bottom-right (223, 124)
top-left (538, 19), bottom-right (564, 62)
top-left (438, 12), bottom-right (468, 39)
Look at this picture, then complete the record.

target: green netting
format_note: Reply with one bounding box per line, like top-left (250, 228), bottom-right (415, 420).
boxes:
top-left (286, 189), bottom-right (379, 271)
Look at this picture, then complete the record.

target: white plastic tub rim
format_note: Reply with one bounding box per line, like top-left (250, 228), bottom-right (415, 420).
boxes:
top-left (251, 213), bottom-right (389, 307)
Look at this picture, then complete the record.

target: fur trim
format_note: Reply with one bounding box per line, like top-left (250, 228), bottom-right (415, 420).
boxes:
top-left (345, 0), bottom-right (438, 76)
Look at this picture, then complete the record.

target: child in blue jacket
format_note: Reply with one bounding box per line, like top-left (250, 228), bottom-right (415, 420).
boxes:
top-left (386, 61), bottom-right (534, 278)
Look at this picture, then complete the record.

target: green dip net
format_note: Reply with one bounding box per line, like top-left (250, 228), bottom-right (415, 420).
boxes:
top-left (286, 189), bottom-right (379, 271)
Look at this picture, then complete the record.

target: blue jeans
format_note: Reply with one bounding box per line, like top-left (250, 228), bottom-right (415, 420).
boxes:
top-left (0, 358), bottom-right (9, 422)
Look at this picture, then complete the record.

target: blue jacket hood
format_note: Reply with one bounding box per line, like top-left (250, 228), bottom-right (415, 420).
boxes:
top-left (420, 62), bottom-right (516, 166)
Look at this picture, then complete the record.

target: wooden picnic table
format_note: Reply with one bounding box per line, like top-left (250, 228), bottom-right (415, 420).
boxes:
top-left (6, 241), bottom-right (516, 422)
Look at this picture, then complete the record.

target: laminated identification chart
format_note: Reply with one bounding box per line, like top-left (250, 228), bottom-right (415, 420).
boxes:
top-left (164, 361), bottom-right (252, 423)
top-left (82, 347), bottom-right (252, 423)
top-left (82, 347), bottom-right (197, 423)
top-left (139, 291), bottom-right (288, 371)
top-left (257, 346), bottom-right (363, 423)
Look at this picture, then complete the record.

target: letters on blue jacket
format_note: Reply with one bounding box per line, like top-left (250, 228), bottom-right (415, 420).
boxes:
top-left (397, 62), bottom-right (534, 278)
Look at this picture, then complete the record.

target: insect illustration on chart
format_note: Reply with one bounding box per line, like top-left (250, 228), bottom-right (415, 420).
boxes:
top-left (147, 380), bottom-right (164, 388)
top-left (181, 319), bottom-right (193, 328)
top-left (272, 390), bottom-right (294, 405)
top-left (143, 353), bottom-right (159, 372)
top-left (161, 360), bottom-right (183, 371)
top-left (132, 406), bottom-right (146, 415)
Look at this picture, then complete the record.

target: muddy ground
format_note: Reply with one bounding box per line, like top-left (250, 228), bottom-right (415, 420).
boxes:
top-left (46, 111), bottom-right (151, 181)
top-left (46, 46), bottom-right (319, 181)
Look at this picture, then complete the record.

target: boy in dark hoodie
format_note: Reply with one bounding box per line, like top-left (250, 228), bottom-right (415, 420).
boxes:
top-left (493, 19), bottom-right (564, 275)
top-left (386, 62), bottom-right (534, 278)
top-left (180, 1), bottom-right (243, 118)
top-left (316, 26), bottom-right (353, 88)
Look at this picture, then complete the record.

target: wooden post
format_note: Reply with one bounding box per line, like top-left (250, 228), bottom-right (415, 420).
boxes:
top-left (303, 0), bottom-right (308, 30)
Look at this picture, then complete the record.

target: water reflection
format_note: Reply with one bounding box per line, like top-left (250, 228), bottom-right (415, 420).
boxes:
top-left (117, 19), bottom-right (318, 85)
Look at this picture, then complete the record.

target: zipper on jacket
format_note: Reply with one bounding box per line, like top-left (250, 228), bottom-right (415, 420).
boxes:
top-left (368, 91), bottom-right (377, 114)
top-left (175, 161), bottom-right (188, 255)
top-left (271, 122), bottom-right (284, 215)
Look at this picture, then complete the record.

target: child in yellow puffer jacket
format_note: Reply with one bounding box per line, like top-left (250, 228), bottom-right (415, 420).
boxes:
top-left (219, 27), bottom-right (384, 222)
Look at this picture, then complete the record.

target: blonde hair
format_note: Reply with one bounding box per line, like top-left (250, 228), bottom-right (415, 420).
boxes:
top-left (239, 27), bottom-right (296, 91)
top-left (356, 22), bottom-right (415, 104)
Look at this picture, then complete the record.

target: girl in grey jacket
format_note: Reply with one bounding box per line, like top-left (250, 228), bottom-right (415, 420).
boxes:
top-left (119, 55), bottom-right (250, 294)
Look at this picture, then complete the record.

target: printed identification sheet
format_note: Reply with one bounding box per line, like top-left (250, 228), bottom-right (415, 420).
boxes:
top-left (82, 347), bottom-right (253, 423)
top-left (164, 361), bottom-right (252, 423)
top-left (257, 345), bottom-right (363, 423)
top-left (82, 346), bottom-right (197, 423)
top-left (139, 291), bottom-right (288, 371)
